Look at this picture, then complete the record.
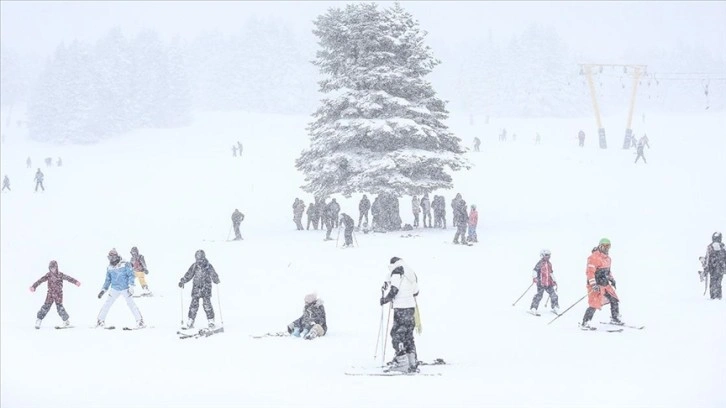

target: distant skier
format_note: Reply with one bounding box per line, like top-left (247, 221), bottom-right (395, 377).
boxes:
top-left (324, 200), bottom-right (336, 241)
top-left (30, 260), bottom-right (80, 329)
top-left (2, 175), bottom-right (9, 191)
top-left (473, 136), bottom-right (481, 152)
top-left (292, 198), bottom-right (305, 230)
top-left (306, 201), bottom-right (318, 230)
top-left (452, 198), bottom-right (468, 245)
top-left (580, 238), bottom-right (622, 329)
top-left (129, 246), bottom-right (151, 296)
top-left (330, 198), bottom-right (340, 228)
top-left (44, 157), bottom-right (52, 167)
top-left (380, 257), bottom-right (420, 373)
top-left (420, 193), bottom-right (431, 228)
top-left (358, 194), bottom-right (370, 228)
top-left (57, 157), bottom-right (62, 167)
top-left (232, 145), bottom-right (238, 157)
top-left (287, 293), bottom-right (327, 340)
top-left (371, 196), bottom-right (381, 230)
top-left (467, 204), bottom-right (478, 243)
top-left (432, 195), bottom-right (445, 228)
top-left (634, 136), bottom-right (648, 164)
top-left (340, 212), bottom-right (355, 247)
top-left (578, 130), bottom-right (585, 147)
top-left (231, 208), bottom-right (244, 240)
top-left (236, 141), bottom-right (243, 156)
top-left (26, 157), bottom-right (31, 168)
top-left (34, 168), bottom-right (44, 192)
top-left (179, 250), bottom-right (220, 329)
top-left (704, 232), bottom-right (725, 299)
top-left (96, 248), bottom-right (145, 328)
top-left (451, 193), bottom-right (463, 226)
top-left (529, 250), bottom-right (559, 315)
top-left (535, 132), bottom-right (541, 145)
top-left (411, 195), bottom-right (420, 227)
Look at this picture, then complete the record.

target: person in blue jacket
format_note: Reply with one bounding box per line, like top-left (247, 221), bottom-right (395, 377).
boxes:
top-left (96, 248), bottom-right (145, 328)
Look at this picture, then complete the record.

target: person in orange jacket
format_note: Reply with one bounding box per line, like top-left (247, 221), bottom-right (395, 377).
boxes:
top-left (581, 238), bottom-right (622, 329)
top-left (466, 204), bottom-right (478, 243)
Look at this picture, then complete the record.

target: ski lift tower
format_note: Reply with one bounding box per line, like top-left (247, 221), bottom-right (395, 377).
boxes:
top-left (579, 63), bottom-right (647, 149)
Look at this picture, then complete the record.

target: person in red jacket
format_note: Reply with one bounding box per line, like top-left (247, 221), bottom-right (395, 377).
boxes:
top-left (581, 238), bottom-right (622, 329)
top-left (30, 260), bottom-right (81, 329)
top-left (467, 204), bottom-right (478, 243)
top-left (529, 249), bottom-right (559, 315)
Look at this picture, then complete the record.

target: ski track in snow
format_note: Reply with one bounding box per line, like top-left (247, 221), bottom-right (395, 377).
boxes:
top-left (1, 110), bottom-right (725, 408)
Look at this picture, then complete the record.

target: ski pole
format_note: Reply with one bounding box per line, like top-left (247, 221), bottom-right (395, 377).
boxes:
top-left (545, 293), bottom-right (550, 308)
top-left (179, 287), bottom-right (185, 328)
top-left (381, 304), bottom-right (392, 367)
top-left (353, 230), bottom-right (359, 247)
top-left (547, 293), bottom-right (587, 325)
top-left (335, 224), bottom-right (342, 247)
top-left (704, 273), bottom-right (709, 297)
top-left (227, 224), bottom-right (232, 241)
top-left (216, 284), bottom-right (224, 326)
top-left (512, 282), bottom-right (535, 306)
top-left (374, 289), bottom-right (385, 359)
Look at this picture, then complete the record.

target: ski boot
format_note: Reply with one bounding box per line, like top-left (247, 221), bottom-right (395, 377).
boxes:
top-left (95, 320), bottom-right (105, 328)
top-left (35, 319), bottom-right (42, 329)
top-left (208, 319), bottom-right (215, 329)
top-left (137, 319), bottom-right (146, 329)
top-left (579, 320), bottom-right (595, 331)
top-left (610, 316), bottom-right (624, 325)
top-left (182, 318), bottom-right (194, 330)
top-left (552, 307), bottom-right (560, 315)
top-left (61, 319), bottom-right (71, 328)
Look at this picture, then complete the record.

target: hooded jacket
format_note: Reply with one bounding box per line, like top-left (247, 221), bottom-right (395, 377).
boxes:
top-left (383, 259), bottom-right (419, 309)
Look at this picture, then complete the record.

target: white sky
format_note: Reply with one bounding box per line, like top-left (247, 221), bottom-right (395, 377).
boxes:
top-left (2, 1), bottom-right (725, 63)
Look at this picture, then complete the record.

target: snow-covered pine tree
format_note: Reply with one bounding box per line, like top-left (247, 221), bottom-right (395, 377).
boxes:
top-left (297, 2), bottom-right (469, 206)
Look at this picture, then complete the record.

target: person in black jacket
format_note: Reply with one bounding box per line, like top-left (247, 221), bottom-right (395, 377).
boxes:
top-left (231, 209), bottom-right (244, 240)
top-left (287, 293), bottom-right (327, 339)
top-left (358, 195), bottom-right (371, 228)
top-left (179, 250), bottom-right (220, 329)
top-left (306, 201), bottom-right (318, 230)
top-left (340, 213), bottom-right (355, 247)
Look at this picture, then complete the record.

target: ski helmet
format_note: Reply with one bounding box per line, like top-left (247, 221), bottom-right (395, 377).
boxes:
top-left (713, 232), bottom-right (722, 243)
top-left (599, 238), bottom-right (611, 246)
top-left (130, 246), bottom-right (139, 255)
top-left (195, 249), bottom-right (206, 262)
top-left (540, 249), bottom-right (551, 257)
top-left (49, 260), bottom-right (58, 270)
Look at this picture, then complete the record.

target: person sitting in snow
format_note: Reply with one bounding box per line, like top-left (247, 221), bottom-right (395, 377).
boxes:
top-left (287, 293), bottom-right (327, 340)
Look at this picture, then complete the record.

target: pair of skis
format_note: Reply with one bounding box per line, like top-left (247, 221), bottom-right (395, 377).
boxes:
top-left (177, 326), bottom-right (225, 339)
top-left (345, 358), bottom-right (447, 377)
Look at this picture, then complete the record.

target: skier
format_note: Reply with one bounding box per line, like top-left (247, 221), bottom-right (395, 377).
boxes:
top-left (358, 194), bottom-right (370, 228)
top-left (2, 175), bottom-right (9, 191)
top-left (452, 198), bottom-right (468, 245)
top-left (231, 208), bottom-right (244, 240)
top-left (634, 136), bottom-right (648, 164)
top-left (451, 193), bottom-right (463, 226)
top-left (57, 157), bottom-right (62, 167)
top-left (704, 232), bottom-right (725, 299)
top-left (292, 198), bottom-right (305, 230)
top-left (26, 156), bottom-right (31, 168)
top-left (411, 195), bottom-right (420, 228)
top-left (287, 293), bottom-right (327, 339)
top-left (30, 260), bottom-right (80, 328)
top-left (306, 201), bottom-right (317, 230)
top-left (580, 238), bottom-right (621, 329)
top-left (34, 168), bottom-right (44, 192)
top-left (324, 200), bottom-right (336, 241)
top-left (237, 141), bottom-right (243, 156)
top-left (473, 136), bottom-right (481, 152)
top-left (96, 249), bottom-right (145, 328)
top-left (380, 257), bottom-right (420, 373)
top-left (179, 250), bottom-right (221, 329)
top-left (535, 132), bottom-right (541, 145)
top-left (420, 193), bottom-right (431, 228)
top-left (371, 196), bottom-right (381, 231)
top-left (44, 157), bottom-right (52, 167)
top-left (529, 249), bottom-right (560, 315)
top-left (330, 198), bottom-right (340, 228)
top-left (232, 145), bottom-right (238, 157)
top-left (578, 130), bottom-right (585, 147)
top-left (467, 204), bottom-right (478, 243)
top-left (340, 212), bottom-right (355, 247)
top-left (129, 246), bottom-right (151, 296)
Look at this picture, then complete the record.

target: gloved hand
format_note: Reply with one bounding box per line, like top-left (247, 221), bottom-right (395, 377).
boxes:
top-left (532, 277), bottom-right (538, 284)
top-left (213, 278), bottom-right (220, 284)
top-left (292, 327), bottom-right (301, 337)
top-left (75, 281), bottom-right (81, 287)
top-left (591, 285), bottom-right (600, 293)
top-left (128, 286), bottom-right (134, 296)
top-left (381, 282), bottom-right (389, 292)
top-left (30, 286), bottom-right (35, 293)
top-left (144, 270), bottom-right (149, 275)
top-left (97, 290), bottom-right (105, 299)
top-left (178, 281), bottom-right (184, 288)
top-left (380, 297), bottom-right (390, 306)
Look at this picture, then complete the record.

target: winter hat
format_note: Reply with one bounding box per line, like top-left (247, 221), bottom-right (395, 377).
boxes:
top-left (195, 249), bottom-right (206, 261)
top-left (49, 260), bottom-right (58, 270)
top-left (130, 246), bottom-right (139, 254)
top-left (304, 293), bottom-right (317, 304)
top-left (599, 238), bottom-right (611, 246)
top-left (108, 248), bottom-right (118, 257)
top-left (471, 204), bottom-right (477, 210)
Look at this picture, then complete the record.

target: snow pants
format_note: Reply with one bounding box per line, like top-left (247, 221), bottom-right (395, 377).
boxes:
top-left (344, 228), bottom-right (354, 246)
top-left (709, 272), bottom-right (723, 299)
top-left (412, 211), bottom-right (419, 227)
top-left (467, 225), bottom-right (478, 242)
top-left (391, 307), bottom-right (416, 356)
top-left (358, 211), bottom-right (368, 227)
top-left (634, 152), bottom-right (647, 164)
top-left (37, 300), bottom-right (69, 321)
top-left (583, 292), bottom-right (619, 323)
top-left (35, 180), bottom-right (44, 191)
top-left (422, 210), bottom-right (431, 228)
top-left (134, 271), bottom-right (148, 288)
top-left (98, 288), bottom-right (143, 323)
top-left (189, 296), bottom-right (214, 320)
top-left (530, 284), bottom-right (558, 309)
top-left (233, 222), bottom-right (242, 240)
top-left (453, 223), bottom-right (467, 244)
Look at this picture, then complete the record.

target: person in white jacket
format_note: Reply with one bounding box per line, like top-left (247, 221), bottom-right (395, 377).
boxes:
top-left (380, 257), bottom-right (419, 373)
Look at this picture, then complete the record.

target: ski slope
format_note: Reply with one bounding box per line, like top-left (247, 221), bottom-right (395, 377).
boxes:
top-left (1, 110), bottom-right (724, 408)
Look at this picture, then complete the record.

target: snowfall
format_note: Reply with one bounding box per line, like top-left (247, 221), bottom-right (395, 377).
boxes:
top-left (1, 108), bottom-right (724, 408)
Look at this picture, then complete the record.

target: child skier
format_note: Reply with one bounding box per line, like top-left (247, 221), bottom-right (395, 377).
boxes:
top-left (30, 260), bottom-right (80, 328)
top-left (178, 249), bottom-right (220, 329)
top-left (96, 248), bottom-right (145, 328)
top-left (287, 293), bottom-right (327, 340)
top-left (129, 246), bottom-right (151, 295)
top-left (380, 257), bottom-right (420, 373)
top-left (529, 249), bottom-right (559, 315)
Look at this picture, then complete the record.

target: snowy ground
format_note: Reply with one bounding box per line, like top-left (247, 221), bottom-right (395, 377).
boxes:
top-left (1, 109), bottom-right (725, 408)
